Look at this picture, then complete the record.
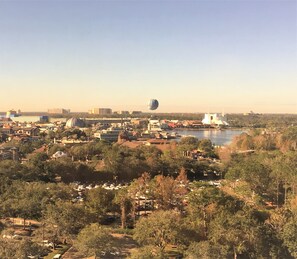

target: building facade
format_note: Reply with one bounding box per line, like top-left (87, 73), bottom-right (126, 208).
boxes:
top-left (202, 113), bottom-right (229, 126)
top-left (89, 108), bottom-right (112, 115)
top-left (48, 108), bottom-right (70, 114)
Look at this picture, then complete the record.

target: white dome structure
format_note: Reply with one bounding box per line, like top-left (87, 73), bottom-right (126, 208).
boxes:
top-left (65, 118), bottom-right (85, 128)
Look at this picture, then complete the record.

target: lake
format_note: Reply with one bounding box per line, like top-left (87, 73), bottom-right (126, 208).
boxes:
top-left (175, 129), bottom-right (245, 146)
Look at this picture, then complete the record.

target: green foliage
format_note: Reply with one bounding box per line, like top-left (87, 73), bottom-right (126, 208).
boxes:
top-left (129, 245), bottom-right (164, 259)
top-left (62, 128), bottom-right (87, 140)
top-left (225, 154), bottom-right (271, 195)
top-left (85, 187), bottom-right (115, 221)
top-left (0, 181), bottom-right (74, 221)
top-left (43, 201), bottom-right (92, 236)
top-left (281, 217), bottom-right (297, 258)
top-left (75, 223), bottom-right (114, 257)
top-left (184, 241), bottom-right (226, 259)
top-left (113, 188), bottom-right (133, 229)
top-left (281, 127), bottom-right (297, 151)
top-left (0, 238), bottom-right (46, 259)
top-left (47, 144), bottom-right (66, 156)
top-left (133, 210), bottom-right (182, 251)
top-left (46, 159), bottom-right (96, 183)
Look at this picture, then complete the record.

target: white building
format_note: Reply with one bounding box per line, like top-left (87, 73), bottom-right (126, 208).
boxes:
top-left (202, 113), bottom-right (228, 126)
top-left (147, 120), bottom-right (169, 132)
top-left (94, 127), bottom-right (121, 142)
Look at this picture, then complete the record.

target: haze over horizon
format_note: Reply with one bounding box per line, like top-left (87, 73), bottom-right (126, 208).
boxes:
top-left (0, 0), bottom-right (296, 114)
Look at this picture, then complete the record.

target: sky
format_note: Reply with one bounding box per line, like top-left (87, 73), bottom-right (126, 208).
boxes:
top-left (0, 0), bottom-right (296, 114)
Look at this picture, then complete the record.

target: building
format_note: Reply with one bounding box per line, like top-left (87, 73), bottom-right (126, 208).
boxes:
top-left (13, 127), bottom-right (40, 137)
top-left (89, 108), bottom-right (112, 115)
top-left (147, 119), bottom-right (169, 132)
top-left (114, 111), bottom-right (130, 115)
top-left (65, 118), bottom-right (85, 128)
top-left (131, 119), bottom-right (148, 128)
top-left (130, 111), bottom-right (142, 115)
top-left (94, 127), bottom-right (121, 142)
top-left (148, 120), bottom-right (162, 132)
top-left (39, 115), bottom-right (49, 123)
top-left (6, 109), bottom-right (20, 118)
top-left (202, 113), bottom-right (229, 126)
top-left (48, 108), bottom-right (70, 114)
top-left (0, 117), bottom-right (13, 125)
top-left (0, 147), bottom-right (19, 161)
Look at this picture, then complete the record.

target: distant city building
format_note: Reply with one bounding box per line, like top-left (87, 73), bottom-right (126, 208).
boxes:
top-left (39, 115), bottom-right (49, 123)
top-left (202, 113), bottom-right (229, 126)
top-left (130, 111), bottom-right (142, 115)
top-left (114, 111), bottom-right (130, 115)
top-left (6, 109), bottom-right (19, 118)
top-left (89, 108), bottom-right (112, 115)
top-left (243, 111), bottom-right (260, 116)
top-left (48, 108), bottom-right (70, 114)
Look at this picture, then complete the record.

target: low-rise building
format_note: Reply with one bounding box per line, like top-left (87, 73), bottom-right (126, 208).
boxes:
top-left (0, 147), bottom-right (19, 161)
top-left (94, 127), bottom-right (122, 142)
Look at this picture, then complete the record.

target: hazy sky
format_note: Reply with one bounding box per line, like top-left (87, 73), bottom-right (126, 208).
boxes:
top-left (0, 0), bottom-right (296, 113)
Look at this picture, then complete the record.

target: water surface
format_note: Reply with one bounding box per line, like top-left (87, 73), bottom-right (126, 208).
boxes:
top-left (176, 129), bottom-right (245, 146)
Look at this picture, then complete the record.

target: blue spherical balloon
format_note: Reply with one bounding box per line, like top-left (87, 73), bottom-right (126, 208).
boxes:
top-left (148, 99), bottom-right (159, 110)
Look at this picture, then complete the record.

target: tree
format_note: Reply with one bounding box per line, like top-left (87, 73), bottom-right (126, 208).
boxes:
top-left (187, 186), bottom-right (229, 238)
top-left (85, 187), bottom-right (115, 221)
top-left (113, 188), bottom-right (133, 229)
top-left (128, 172), bottom-right (152, 223)
top-left (43, 201), bottom-right (92, 238)
top-left (225, 155), bottom-right (271, 197)
top-left (0, 238), bottom-right (46, 259)
top-left (129, 245), bottom-right (164, 259)
top-left (281, 217), bottom-right (297, 258)
top-left (179, 136), bottom-right (199, 149)
top-left (198, 139), bottom-right (214, 153)
top-left (151, 175), bottom-right (180, 210)
top-left (75, 223), bottom-right (114, 257)
top-left (185, 241), bottom-right (226, 259)
top-left (230, 133), bottom-right (254, 151)
top-left (133, 210), bottom-right (182, 251)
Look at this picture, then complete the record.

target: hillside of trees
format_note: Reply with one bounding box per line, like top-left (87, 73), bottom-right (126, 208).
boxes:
top-left (0, 126), bottom-right (297, 258)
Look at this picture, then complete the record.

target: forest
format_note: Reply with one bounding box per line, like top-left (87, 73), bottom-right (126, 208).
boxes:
top-left (0, 125), bottom-right (297, 258)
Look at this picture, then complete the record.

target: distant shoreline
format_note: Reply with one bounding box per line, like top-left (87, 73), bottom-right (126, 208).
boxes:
top-left (174, 127), bottom-right (246, 131)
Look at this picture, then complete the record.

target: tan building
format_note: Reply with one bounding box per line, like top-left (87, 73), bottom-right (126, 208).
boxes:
top-left (48, 108), bottom-right (70, 114)
top-left (130, 111), bottom-right (142, 115)
top-left (114, 111), bottom-right (129, 115)
top-left (89, 108), bottom-right (112, 115)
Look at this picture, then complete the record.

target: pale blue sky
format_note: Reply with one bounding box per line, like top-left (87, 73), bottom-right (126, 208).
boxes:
top-left (0, 0), bottom-right (296, 113)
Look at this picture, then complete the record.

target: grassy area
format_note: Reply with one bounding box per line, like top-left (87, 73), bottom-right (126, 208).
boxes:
top-left (44, 244), bottom-right (70, 259)
top-left (112, 227), bottom-right (134, 235)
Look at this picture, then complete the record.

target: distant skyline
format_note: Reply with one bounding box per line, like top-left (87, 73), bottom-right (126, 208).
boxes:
top-left (0, 0), bottom-right (296, 114)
